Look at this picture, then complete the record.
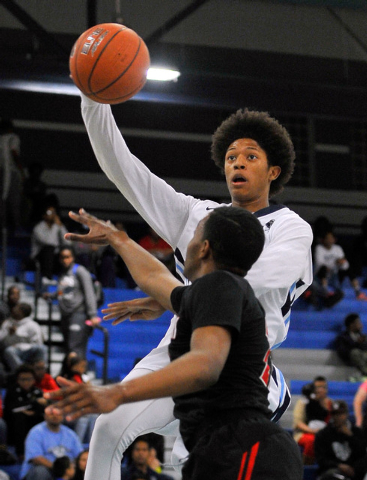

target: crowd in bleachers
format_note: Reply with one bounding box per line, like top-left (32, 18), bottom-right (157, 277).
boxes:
top-left (287, 215), bottom-right (367, 480)
top-left (2, 123), bottom-right (367, 479)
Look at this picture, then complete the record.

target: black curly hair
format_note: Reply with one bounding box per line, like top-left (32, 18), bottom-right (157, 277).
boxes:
top-left (211, 109), bottom-right (295, 197)
top-left (203, 206), bottom-right (265, 275)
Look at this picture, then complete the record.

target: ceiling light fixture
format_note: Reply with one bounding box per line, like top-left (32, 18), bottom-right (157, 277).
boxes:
top-left (147, 68), bottom-right (180, 82)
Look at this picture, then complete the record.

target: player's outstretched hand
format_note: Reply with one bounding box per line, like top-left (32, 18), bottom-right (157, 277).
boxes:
top-left (102, 297), bottom-right (166, 325)
top-left (65, 208), bottom-right (123, 245)
top-left (44, 376), bottom-right (122, 421)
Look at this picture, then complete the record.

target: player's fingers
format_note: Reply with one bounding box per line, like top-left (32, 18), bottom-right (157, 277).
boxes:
top-left (64, 233), bottom-right (88, 242)
top-left (78, 208), bottom-right (100, 222)
top-left (106, 301), bottom-right (130, 308)
top-left (112, 316), bottom-right (129, 326)
top-left (103, 312), bottom-right (127, 321)
top-left (68, 210), bottom-right (90, 225)
top-left (103, 307), bottom-right (133, 317)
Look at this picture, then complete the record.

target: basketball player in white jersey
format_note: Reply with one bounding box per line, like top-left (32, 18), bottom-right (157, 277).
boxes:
top-left (79, 95), bottom-right (313, 479)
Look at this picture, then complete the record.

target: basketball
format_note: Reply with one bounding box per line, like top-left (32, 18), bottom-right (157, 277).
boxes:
top-left (69, 23), bottom-right (150, 104)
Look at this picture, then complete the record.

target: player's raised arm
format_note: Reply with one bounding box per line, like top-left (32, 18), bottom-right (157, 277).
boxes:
top-left (65, 209), bottom-right (182, 312)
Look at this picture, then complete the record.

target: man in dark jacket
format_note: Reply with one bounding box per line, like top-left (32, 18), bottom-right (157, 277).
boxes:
top-left (121, 437), bottom-right (173, 480)
top-left (315, 400), bottom-right (367, 480)
top-left (335, 313), bottom-right (367, 376)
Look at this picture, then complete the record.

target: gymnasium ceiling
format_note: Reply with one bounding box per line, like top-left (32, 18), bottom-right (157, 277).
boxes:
top-left (0, 0), bottom-right (367, 118)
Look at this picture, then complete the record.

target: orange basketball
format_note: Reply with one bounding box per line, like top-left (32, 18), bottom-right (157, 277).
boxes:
top-left (69, 23), bottom-right (150, 104)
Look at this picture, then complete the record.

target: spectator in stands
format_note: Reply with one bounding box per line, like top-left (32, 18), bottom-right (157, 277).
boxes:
top-left (121, 436), bottom-right (173, 480)
top-left (293, 376), bottom-right (333, 465)
top-left (314, 231), bottom-right (367, 302)
top-left (61, 354), bottom-right (97, 444)
top-left (30, 205), bottom-right (70, 281)
top-left (73, 449), bottom-right (89, 480)
top-left (138, 226), bottom-right (174, 273)
top-left (23, 161), bottom-right (48, 228)
top-left (311, 216), bottom-right (334, 257)
top-left (74, 220), bottom-right (134, 289)
top-left (0, 302), bottom-right (46, 373)
top-left (30, 359), bottom-right (59, 393)
top-left (52, 456), bottom-right (75, 480)
top-left (0, 286), bottom-right (20, 384)
top-left (61, 354), bottom-right (87, 384)
top-left (0, 118), bottom-right (24, 235)
top-left (335, 313), bottom-right (367, 378)
top-left (350, 216), bottom-right (367, 290)
top-left (0, 285), bottom-right (20, 325)
top-left (0, 390), bottom-right (13, 465)
top-left (43, 247), bottom-right (99, 359)
top-left (315, 400), bottom-right (367, 480)
top-left (353, 378), bottom-right (367, 439)
top-left (3, 364), bottom-right (46, 458)
top-left (20, 410), bottom-right (83, 480)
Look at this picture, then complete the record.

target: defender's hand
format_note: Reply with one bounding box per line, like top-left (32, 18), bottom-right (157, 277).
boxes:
top-left (65, 209), bottom-right (122, 246)
top-left (102, 297), bottom-right (166, 325)
top-left (44, 377), bottom-right (123, 421)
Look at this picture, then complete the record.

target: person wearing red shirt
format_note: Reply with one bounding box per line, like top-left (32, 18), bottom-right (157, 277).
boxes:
top-left (31, 359), bottom-right (59, 393)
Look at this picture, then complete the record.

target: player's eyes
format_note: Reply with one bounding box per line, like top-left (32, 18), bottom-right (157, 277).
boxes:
top-left (248, 154), bottom-right (257, 160)
top-left (226, 155), bottom-right (236, 161)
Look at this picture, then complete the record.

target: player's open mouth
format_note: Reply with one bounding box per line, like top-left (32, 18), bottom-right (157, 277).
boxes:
top-left (232, 174), bottom-right (247, 184)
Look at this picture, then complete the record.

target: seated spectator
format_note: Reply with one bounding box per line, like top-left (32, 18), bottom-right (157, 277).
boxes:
top-left (0, 390), bottom-right (15, 465)
top-left (0, 303), bottom-right (46, 373)
top-left (30, 205), bottom-right (70, 280)
top-left (52, 456), bottom-right (75, 480)
top-left (314, 231), bottom-right (367, 302)
top-left (0, 285), bottom-right (20, 325)
top-left (73, 449), bottom-right (89, 480)
top-left (293, 376), bottom-right (333, 465)
top-left (61, 354), bottom-right (97, 444)
top-left (121, 436), bottom-right (173, 480)
top-left (0, 286), bottom-right (19, 384)
top-left (138, 226), bottom-right (174, 273)
top-left (20, 410), bottom-right (83, 480)
top-left (335, 313), bottom-right (367, 377)
top-left (30, 359), bottom-right (59, 393)
top-left (315, 400), bottom-right (367, 480)
top-left (61, 354), bottom-right (87, 384)
top-left (3, 364), bottom-right (46, 458)
top-left (353, 378), bottom-right (367, 439)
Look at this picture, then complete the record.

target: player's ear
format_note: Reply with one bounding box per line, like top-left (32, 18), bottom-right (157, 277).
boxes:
top-left (200, 239), bottom-right (211, 259)
top-left (269, 165), bottom-right (281, 181)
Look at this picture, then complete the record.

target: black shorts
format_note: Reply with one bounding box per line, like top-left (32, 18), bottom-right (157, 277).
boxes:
top-left (182, 416), bottom-right (303, 480)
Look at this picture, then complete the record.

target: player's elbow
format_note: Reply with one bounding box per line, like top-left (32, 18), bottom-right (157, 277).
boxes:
top-left (194, 354), bottom-right (223, 389)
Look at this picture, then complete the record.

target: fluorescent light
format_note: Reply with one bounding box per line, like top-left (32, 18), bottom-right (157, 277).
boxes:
top-left (147, 68), bottom-right (180, 82)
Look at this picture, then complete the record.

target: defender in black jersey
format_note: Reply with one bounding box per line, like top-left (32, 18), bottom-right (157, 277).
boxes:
top-left (46, 206), bottom-right (302, 480)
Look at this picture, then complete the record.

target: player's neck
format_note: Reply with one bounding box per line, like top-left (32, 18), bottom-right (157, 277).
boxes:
top-left (231, 195), bottom-right (269, 213)
top-left (189, 260), bottom-right (217, 282)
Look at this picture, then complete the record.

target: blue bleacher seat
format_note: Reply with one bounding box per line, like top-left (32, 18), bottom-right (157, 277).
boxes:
top-left (303, 465), bottom-right (317, 480)
top-left (88, 288), bottom-right (172, 380)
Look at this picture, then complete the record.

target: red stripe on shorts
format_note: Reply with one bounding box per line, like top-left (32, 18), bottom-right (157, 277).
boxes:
top-left (237, 441), bottom-right (260, 480)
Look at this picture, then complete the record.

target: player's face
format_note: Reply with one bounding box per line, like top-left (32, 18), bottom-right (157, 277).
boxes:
top-left (183, 217), bottom-right (207, 282)
top-left (224, 138), bottom-right (281, 212)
